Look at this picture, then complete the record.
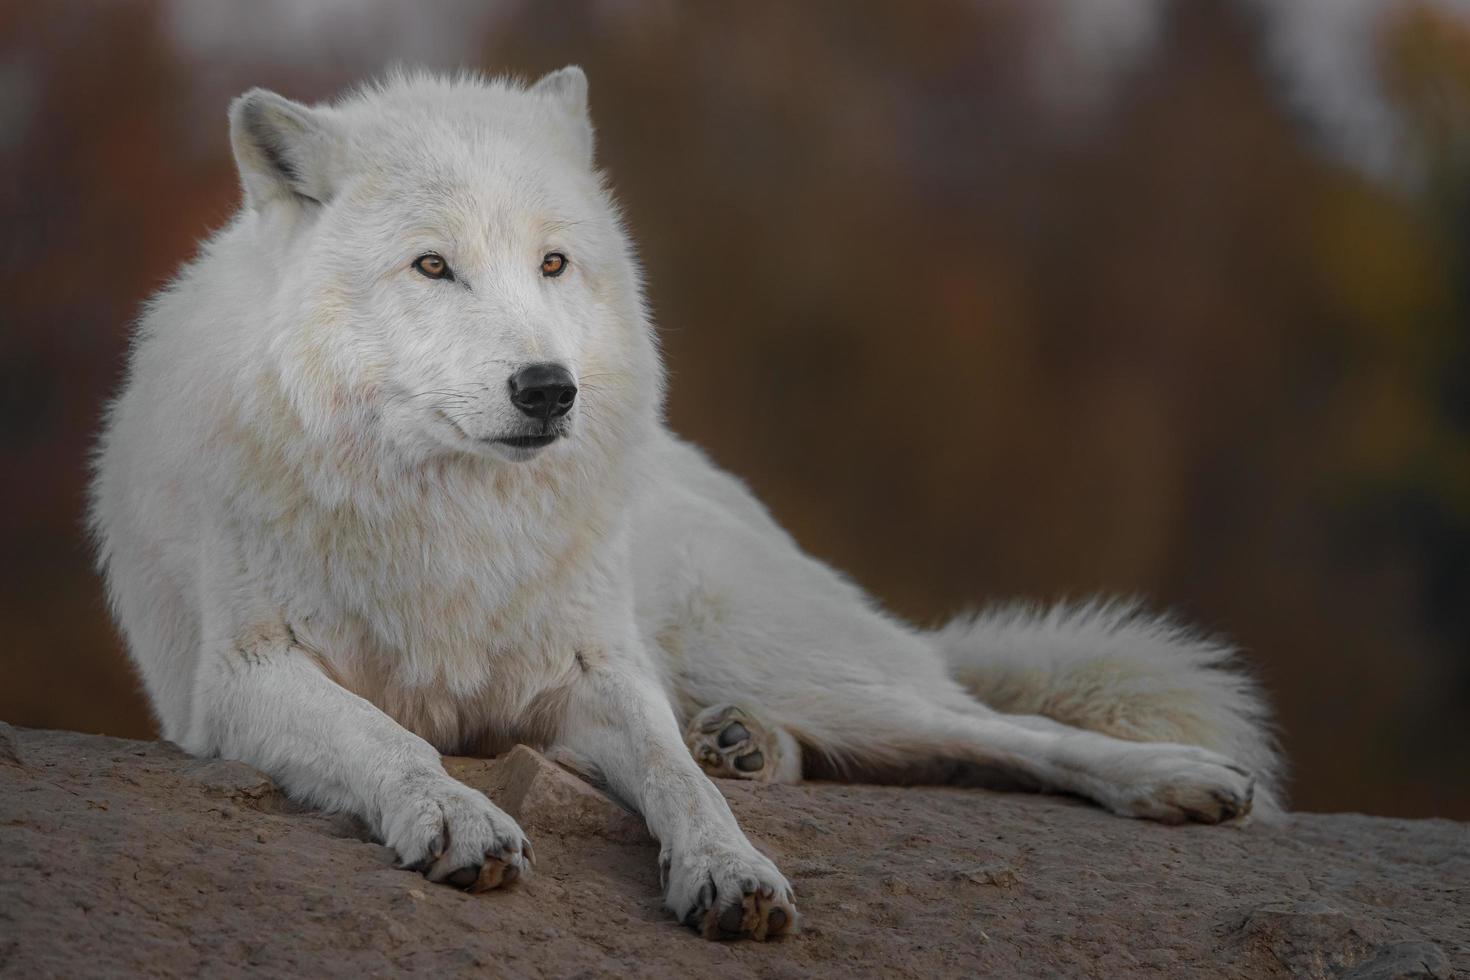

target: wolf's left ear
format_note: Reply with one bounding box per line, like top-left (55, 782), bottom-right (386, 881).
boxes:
top-left (229, 89), bottom-right (341, 211)
top-left (531, 66), bottom-right (593, 166)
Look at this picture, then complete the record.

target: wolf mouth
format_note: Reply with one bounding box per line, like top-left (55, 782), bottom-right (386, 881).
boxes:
top-left (493, 433), bottom-right (561, 449)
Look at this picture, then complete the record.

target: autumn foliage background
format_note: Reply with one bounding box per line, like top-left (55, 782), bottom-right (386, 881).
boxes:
top-left (1, 1), bottom-right (1467, 818)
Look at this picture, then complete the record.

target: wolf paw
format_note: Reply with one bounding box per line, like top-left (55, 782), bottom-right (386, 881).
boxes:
top-left (662, 839), bottom-right (798, 941)
top-left (383, 776), bottom-right (533, 891)
top-left (685, 704), bottom-right (798, 783)
top-left (1100, 743), bottom-right (1256, 825)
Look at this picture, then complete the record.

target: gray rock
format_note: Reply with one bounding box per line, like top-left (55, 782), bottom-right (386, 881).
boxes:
top-left (1229, 902), bottom-right (1383, 979)
top-left (0, 722), bottom-right (22, 766)
top-left (0, 724), bottom-right (1466, 978)
top-left (1343, 941), bottom-right (1452, 980)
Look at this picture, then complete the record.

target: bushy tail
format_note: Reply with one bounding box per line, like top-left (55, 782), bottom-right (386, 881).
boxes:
top-left (932, 598), bottom-right (1286, 818)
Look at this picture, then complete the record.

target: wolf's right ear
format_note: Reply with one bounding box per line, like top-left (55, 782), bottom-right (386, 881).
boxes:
top-left (530, 66), bottom-right (593, 166)
top-left (229, 89), bottom-right (340, 211)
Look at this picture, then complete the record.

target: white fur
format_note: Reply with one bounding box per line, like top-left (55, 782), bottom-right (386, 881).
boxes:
top-left (90, 68), bottom-right (1283, 942)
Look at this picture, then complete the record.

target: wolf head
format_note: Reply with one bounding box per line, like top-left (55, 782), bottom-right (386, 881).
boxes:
top-left (227, 68), bottom-right (660, 468)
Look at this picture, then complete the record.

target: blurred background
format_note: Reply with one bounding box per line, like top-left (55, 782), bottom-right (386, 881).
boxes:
top-left (1, 0), bottom-right (1467, 818)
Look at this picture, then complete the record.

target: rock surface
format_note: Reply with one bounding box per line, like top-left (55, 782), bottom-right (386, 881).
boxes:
top-left (0, 722), bottom-right (1464, 978)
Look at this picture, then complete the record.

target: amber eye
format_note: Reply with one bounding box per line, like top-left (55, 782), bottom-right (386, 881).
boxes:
top-left (412, 253), bottom-right (454, 281)
top-left (541, 252), bottom-right (568, 278)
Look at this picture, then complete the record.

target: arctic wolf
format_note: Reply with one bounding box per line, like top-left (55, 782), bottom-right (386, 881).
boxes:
top-left (90, 68), bottom-right (1281, 941)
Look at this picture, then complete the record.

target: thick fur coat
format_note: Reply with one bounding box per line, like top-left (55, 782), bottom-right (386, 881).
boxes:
top-left (90, 68), bottom-right (1282, 941)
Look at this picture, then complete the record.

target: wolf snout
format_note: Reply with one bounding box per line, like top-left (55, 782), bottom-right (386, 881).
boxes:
top-left (508, 363), bottom-right (577, 420)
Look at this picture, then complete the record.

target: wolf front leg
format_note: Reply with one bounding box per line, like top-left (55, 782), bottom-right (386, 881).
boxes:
top-left (185, 617), bottom-right (532, 891)
top-left (556, 655), bottom-right (797, 940)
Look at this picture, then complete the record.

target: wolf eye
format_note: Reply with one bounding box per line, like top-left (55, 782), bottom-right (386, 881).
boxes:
top-left (413, 253), bottom-right (454, 281)
top-left (541, 252), bottom-right (568, 278)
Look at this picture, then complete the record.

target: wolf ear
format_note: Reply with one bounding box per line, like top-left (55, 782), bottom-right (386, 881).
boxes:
top-left (229, 89), bottom-right (340, 211)
top-left (530, 66), bottom-right (593, 166)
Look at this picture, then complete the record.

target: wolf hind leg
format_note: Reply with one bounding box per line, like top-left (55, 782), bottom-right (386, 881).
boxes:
top-left (689, 681), bottom-right (1255, 823)
top-left (911, 703), bottom-right (1257, 823)
top-left (684, 704), bottom-right (803, 784)
top-left (950, 704), bottom-right (1259, 823)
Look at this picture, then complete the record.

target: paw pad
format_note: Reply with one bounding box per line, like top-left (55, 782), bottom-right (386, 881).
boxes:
top-left (684, 704), bottom-right (779, 781)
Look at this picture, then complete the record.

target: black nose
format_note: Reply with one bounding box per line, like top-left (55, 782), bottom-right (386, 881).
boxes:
top-left (508, 363), bottom-right (577, 420)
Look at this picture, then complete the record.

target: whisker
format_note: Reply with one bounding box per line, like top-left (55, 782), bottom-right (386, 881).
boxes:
top-left (385, 388), bottom-right (478, 407)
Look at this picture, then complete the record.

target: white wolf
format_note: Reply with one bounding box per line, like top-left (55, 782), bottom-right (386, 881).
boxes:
top-left (89, 68), bottom-right (1282, 942)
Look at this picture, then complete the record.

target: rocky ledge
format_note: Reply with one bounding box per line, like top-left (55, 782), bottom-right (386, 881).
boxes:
top-left (0, 722), bottom-right (1463, 978)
